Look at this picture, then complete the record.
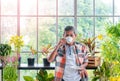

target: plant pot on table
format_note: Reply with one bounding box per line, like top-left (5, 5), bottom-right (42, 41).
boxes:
top-left (18, 57), bottom-right (21, 66)
top-left (43, 58), bottom-right (50, 66)
top-left (27, 58), bottom-right (35, 66)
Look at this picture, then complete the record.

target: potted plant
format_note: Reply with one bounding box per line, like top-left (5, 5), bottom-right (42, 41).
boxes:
top-left (77, 34), bottom-right (103, 67)
top-left (0, 44), bottom-right (12, 66)
top-left (3, 63), bottom-right (18, 81)
top-left (102, 23), bottom-right (120, 80)
top-left (23, 69), bottom-right (54, 81)
top-left (27, 46), bottom-right (37, 66)
top-left (41, 44), bottom-right (53, 66)
top-left (92, 22), bottom-right (120, 81)
top-left (9, 35), bottom-right (24, 65)
top-left (92, 40), bottom-right (120, 81)
top-left (36, 69), bottom-right (54, 81)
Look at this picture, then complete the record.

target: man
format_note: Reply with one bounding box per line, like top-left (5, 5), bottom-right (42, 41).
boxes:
top-left (47, 26), bottom-right (88, 81)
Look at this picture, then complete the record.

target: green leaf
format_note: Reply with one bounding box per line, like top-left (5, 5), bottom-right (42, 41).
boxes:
top-left (23, 76), bottom-right (34, 81)
top-left (92, 76), bottom-right (100, 81)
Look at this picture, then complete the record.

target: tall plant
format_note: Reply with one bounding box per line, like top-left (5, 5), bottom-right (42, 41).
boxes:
top-left (92, 22), bottom-right (120, 81)
top-left (106, 23), bottom-right (120, 40)
top-left (3, 63), bottom-right (18, 81)
top-left (102, 23), bottom-right (120, 77)
top-left (9, 35), bottom-right (24, 57)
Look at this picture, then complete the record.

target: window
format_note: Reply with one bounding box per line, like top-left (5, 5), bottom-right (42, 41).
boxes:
top-left (0, 0), bottom-right (120, 81)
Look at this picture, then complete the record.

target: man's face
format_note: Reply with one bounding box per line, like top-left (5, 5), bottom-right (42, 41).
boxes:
top-left (63, 30), bottom-right (76, 44)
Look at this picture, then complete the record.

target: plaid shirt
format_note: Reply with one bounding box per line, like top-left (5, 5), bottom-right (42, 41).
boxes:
top-left (54, 42), bottom-right (88, 81)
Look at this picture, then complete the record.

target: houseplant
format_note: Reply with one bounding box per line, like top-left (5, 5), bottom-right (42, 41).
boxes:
top-left (36, 69), bottom-right (54, 81)
top-left (3, 63), bottom-right (18, 81)
top-left (41, 44), bottom-right (53, 66)
top-left (77, 34), bottom-right (103, 67)
top-left (102, 23), bottom-right (120, 79)
top-left (23, 69), bottom-right (54, 81)
top-left (27, 46), bottom-right (37, 66)
top-left (92, 22), bottom-right (120, 81)
top-left (3, 47), bottom-right (19, 81)
top-left (9, 35), bottom-right (24, 65)
top-left (78, 34), bottom-right (103, 56)
top-left (0, 44), bottom-right (12, 56)
top-left (0, 44), bottom-right (12, 66)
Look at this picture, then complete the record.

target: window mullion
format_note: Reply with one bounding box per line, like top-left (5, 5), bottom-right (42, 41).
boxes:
top-left (113, 0), bottom-right (114, 24)
top-left (0, 0), bottom-right (1, 43)
top-left (17, 0), bottom-right (20, 36)
top-left (74, 0), bottom-right (77, 30)
top-left (56, 0), bottom-right (58, 43)
top-left (93, 0), bottom-right (95, 37)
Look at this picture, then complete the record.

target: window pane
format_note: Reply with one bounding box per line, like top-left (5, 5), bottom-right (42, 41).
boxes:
top-left (58, 17), bottom-right (74, 39)
top-left (38, 53), bottom-right (43, 64)
top-left (38, 17), bottom-right (56, 49)
top-left (95, 0), bottom-right (113, 15)
top-left (20, 0), bottom-right (37, 15)
top-left (58, 0), bottom-right (74, 15)
top-left (95, 17), bottom-right (113, 36)
top-left (38, 0), bottom-right (56, 15)
top-left (77, 0), bottom-right (93, 15)
top-left (1, 17), bottom-right (17, 43)
top-left (114, 17), bottom-right (120, 24)
top-left (1, 0), bottom-right (17, 15)
top-left (20, 70), bottom-right (37, 81)
top-left (77, 17), bottom-right (93, 38)
top-left (95, 17), bottom-right (113, 53)
top-left (115, 0), bottom-right (120, 15)
top-left (20, 17), bottom-right (37, 51)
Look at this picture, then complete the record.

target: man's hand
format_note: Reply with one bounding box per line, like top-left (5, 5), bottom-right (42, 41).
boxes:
top-left (80, 69), bottom-right (88, 78)
top-left (58, 38), bottom-right (66, 47)
top-left (47, 38), bottom-right (66, 62)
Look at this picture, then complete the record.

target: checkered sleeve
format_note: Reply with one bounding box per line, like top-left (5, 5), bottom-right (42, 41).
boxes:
top-left (53, 47), bottom-right (63, 61)
top-left (83, 45), bottom-right (89, 63)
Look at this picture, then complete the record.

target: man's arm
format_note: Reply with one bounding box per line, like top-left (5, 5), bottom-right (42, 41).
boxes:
top-left (80, 45), bottom-right (89, 78)
top-left (47, 44), bottom-right (61, 62)
top-left (47, 38), bottom-right (66, 62)
top-left (80, 62), bottom-right (88, 69)
top-left (82, 44), bottom-right (89, 68)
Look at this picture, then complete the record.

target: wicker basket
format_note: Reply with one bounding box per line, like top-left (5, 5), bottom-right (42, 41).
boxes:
top-left (87, 56), bottom-right (101, 67)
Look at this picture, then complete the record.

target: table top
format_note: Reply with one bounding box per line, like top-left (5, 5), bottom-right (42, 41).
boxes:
top-left (0, 64), bottom-right (97, 70)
